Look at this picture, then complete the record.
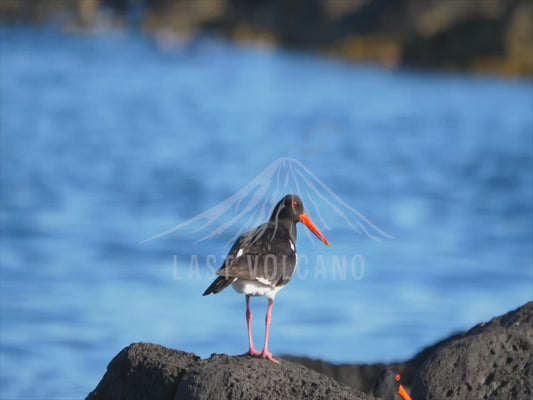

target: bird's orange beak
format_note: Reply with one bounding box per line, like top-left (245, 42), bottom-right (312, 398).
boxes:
top-left (398, 384), bottom-right (413, 400)
top-left (299, 212), bottom-right (330, 246)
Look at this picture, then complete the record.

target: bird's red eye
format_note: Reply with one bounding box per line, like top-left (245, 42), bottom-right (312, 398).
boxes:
top-left (396, 374), bottom-right (401, 382)
top-left (292, 201), bottom-right (298, 208)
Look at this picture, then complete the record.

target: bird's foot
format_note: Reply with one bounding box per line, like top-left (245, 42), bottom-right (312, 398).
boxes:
top-left (260, 350), bottom-right (280, 364)
top-left (247, 348), bottom-right (261, 357)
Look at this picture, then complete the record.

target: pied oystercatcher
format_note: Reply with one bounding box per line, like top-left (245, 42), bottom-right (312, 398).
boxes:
top-left (203, 194), bottom-right (330, 363)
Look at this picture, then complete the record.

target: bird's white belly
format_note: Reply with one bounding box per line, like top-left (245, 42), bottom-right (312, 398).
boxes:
top-left (232, 279), bottom-right (285, 300)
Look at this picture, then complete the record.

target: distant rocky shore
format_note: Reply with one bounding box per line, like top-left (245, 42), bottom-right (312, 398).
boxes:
top-left (87, 302), bottom-right (532, 400)
top-left (1, 0), bottom-right (532, 77)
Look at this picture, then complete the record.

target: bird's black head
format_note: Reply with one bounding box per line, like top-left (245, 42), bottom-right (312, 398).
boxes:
top-left (270, 194), bottom-right (304, 222)
top-left (270, 194), bottom-right (330, 246)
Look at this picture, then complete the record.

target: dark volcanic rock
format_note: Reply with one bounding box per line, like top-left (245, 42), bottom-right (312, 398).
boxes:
top-left (86, 344), bottom-right (371, 400)
top-left (86, 343), bottom-right (200, 400)
top-left (280, 357), bottom-right (390, 395)
top-left (285, 304), bottom-right (533, 399)
top-left (176, 353), bottom-right (371, 400)
top-left (411, 302), bottom-right (533, 400)
top-left (283, 332), bottom-right (465, 395)
top-left (86, 303), bottom-right (532, 400)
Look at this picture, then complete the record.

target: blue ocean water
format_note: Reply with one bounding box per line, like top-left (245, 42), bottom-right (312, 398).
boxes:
top-left (0, 27), bottom-right (532, 399)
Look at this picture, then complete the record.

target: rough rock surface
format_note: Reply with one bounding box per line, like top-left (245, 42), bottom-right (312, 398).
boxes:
top-left (283, 331), bottom-right (465, 396)
top-left (411, 302), bottom-right (533, 400)
top-left (86, 303), bottom-right (532, 400)
top-left (176, 353), bottom-right (372, 400)
top-left (285, 304), bottom-right (533, 399)
top-left (86, 344), bottom-right (371, 400)
top-left (86, 343), bottom-right (200, 400)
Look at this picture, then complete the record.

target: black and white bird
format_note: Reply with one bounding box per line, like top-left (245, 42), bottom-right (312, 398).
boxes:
top-left (203, 194), bottom-right (330, 363)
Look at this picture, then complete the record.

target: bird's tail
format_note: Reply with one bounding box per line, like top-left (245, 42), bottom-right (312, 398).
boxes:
top-left (202, 276), bottom-right (235, 296)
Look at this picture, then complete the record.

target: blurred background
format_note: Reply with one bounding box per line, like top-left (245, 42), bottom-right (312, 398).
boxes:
top-left (1, 1), bottom-right (532, 399)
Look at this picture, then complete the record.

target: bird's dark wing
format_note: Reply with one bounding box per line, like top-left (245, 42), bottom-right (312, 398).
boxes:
top-left (216, 224), bottom-right (297, 287)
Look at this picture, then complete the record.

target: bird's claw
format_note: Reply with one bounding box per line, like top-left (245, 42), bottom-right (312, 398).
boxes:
top-left (261, 350), bottom-right (280, 364)
top-left (248, 348), bottom-right (261, 356)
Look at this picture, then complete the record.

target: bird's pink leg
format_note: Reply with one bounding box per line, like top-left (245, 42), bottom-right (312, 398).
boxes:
top-left (261, 298), bottom-right (279, 364)
top-left (246, 295), bottom-right (261, 356)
